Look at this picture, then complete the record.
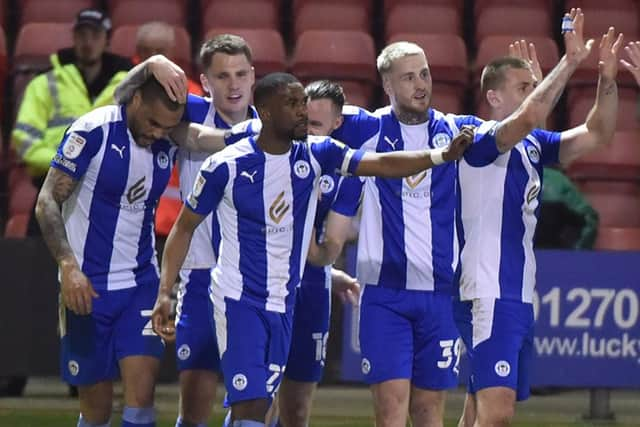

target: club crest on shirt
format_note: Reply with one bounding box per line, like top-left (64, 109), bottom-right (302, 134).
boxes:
top-left (432, 132), bottom-right (451, 148)
top-left (294, 160), bottom-right (311, 179)
top-left (319, 175), bottom-right (335, 194)
top-left (157, 151), bottom-right (170, 169)
top-left (526, 145), bottom-right (540, 164)
top-left (63, 133), bottom-right (86, 159)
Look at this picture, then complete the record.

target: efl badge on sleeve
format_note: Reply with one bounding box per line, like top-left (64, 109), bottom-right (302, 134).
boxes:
top-left (63, 133), bottom-right (87, 159)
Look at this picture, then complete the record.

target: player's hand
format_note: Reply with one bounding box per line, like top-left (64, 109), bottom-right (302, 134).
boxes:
top-left (620, 41), bottom-right (640, 86)
top-left (510, 40), bottom-right (543, 82)
top-left (563, 8), bottom-right (595, 67)
top-left (149, 55), bottom-right (188, 104)
top-left (598, 27), bottom-right (624, 81)
top-left (60, 261), bottom-right (98, 315)
top-left (331, 269), bottom-right (360, 306)
top-left (443, 125), bottom-right (474, 162)
top-left (152, 292), bottom-right (175, 341)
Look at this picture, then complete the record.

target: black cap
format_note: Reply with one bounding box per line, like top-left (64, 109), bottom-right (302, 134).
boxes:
top-left (73, 9), bottom-right (112, 32)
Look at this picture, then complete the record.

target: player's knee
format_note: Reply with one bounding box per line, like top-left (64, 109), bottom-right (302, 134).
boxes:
top-left (477, 404), bottom-right (514, 427)
top-left (280, 399), bottom-right (311, 427)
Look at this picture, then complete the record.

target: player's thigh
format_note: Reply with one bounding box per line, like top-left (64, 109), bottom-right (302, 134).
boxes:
top-left (285, 281), bottom-right (330, 383)
top-left (359, 286), bottom-right (414, 385)
top-left (412, 292), bottom-right (460, 391)
top-left (175, 269), bottom-right (220, 372)
top-left (214, 295), bottom-right (293, 408)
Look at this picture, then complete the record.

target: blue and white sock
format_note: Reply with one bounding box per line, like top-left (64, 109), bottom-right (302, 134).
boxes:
top-left (121, 406), bottom-right (156, 427)
top-left (232, 421), bottom-right (265, 427)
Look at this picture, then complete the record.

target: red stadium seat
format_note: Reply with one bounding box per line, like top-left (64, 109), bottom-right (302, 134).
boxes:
top-left (14, 23), bottom-right (74, 70)
top-left (109, 0), bottom-right (186, 28)
top-left (110, 25), bottom-right (192, 73)
top-left (5, 165), bottom-right (37, 238)
top-left (291, 30), bottom-right (377, 84)
top-left (568, 130), bottom-right (640, 181)
top-left (294, 3), bottom-right (370, 39)
top-left (580, 181), bottom-right (640, 227)
top-left (387, 33), bottom-right (468, 86)
top-left (474, 0), bottom-right (553, 19)
top-left (202, 1), bottom-right (279, 32)
top-left (295, 0), bottom-right (373, 16)
top-left (473, 36), bottom-right (559, 84)
top-left (566, 0), bottom-right (639, 38)
top-left (204, 28), bottom-right (286, 77)
top-left (337, 80), bottom-right (374, 110)
top-left (594, 227), bottom-right (640, 250)
top-left (430, 83), bottom-right (465, 115)
top-left (384, 0), bottom-right (463, 15)
top-left (20, 0), bottom-right (95, 25)
top-left (476, 6), bottom-right (553, 41)
top-left (567, 87), bottom-right (639, 131)
top-left (386, 4), bottom-right (462, 39)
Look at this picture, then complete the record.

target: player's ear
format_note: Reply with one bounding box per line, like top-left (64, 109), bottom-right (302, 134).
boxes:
top-left (130, 89), bottom-right (142, 110)
top-left (200, 73), bottom-right (211, 95)
top-left (486, 89), bottom-right (501, 108)
top-left (382, 75), bottom-right (392, 97)
top-left (333, 114), bottom-right (344, 132)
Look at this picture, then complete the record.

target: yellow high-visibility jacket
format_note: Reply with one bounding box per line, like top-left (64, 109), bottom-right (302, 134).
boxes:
top-left (12, 48), bottom-right (132, 178)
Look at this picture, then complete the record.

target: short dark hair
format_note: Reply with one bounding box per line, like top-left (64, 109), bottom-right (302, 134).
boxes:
top-left (480, 56), bottom-right (531, 94)
top-left (253, 73), bottom-right (300, 108)
top-left (305, 80), bottom-right (345, 111)
top-left (199, 34), bottom-right (253, 70)
top-left (139, 76), bottom-right (182, 111)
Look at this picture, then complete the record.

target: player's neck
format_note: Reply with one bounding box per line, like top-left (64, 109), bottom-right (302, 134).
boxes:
top-left (393, 106), bottom-right (429, 125)
top-left (256, 131), bottom-right (291, 155)
top-left (216, 107), bottom-right (251, 126)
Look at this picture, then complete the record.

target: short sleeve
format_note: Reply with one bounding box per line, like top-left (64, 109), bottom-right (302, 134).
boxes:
top-left (183, 93), bottom-right (210, 123)
top-left (185, 155), bottom-right (229, 217)
top-left (50, 127), bottom-right (103, 180)
top-left (312, 137), bottom-right (365, 177)
top-left (331, 176), bottom-right (363, 217)
top-left (463, 120), bottom-right (501, 167)
top-left (331, 106), bottom-right (380, 149)
top-left (530, 128), bottom-right (561, 165)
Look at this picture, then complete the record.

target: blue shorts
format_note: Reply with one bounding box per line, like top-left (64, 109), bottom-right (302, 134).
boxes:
top-left (214, 295), bottom-right (293, 405)
top-left (59, 282), bottom-right (164, 386)
top-left (285, 280), bottom-right (331, 383)
top-left (453, 298), bottom-right (534, 401)
top-left (359, 286), bottom-right (460, 389)
top-left (175, 269), bottom-right (220, 372)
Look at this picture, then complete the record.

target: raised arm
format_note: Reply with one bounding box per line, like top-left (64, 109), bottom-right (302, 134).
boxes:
top-left (559, 27), bottom-right (622, 166)
top-left (151, 206), bottom-right (205, 341)
top-left (495, 8), bottom-right (593, 153)
top-left (35, 168), bottom-right (98, 315)
top-left (354, 125), bottom-right (474, 177)
top-left (114, 54), bottom-right (187, 104)
top-left (170, 118), bottom-right (262, 154)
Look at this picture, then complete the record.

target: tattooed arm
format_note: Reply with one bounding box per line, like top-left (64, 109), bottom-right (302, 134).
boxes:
top-left (559, 28), bottom-right (623, 166)
top-left (35, 168), bottom-right (98, 315)
top-left (114, 54), bottom-right (187, 104)
top-left (494, 9), bottom-right (594, 153)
